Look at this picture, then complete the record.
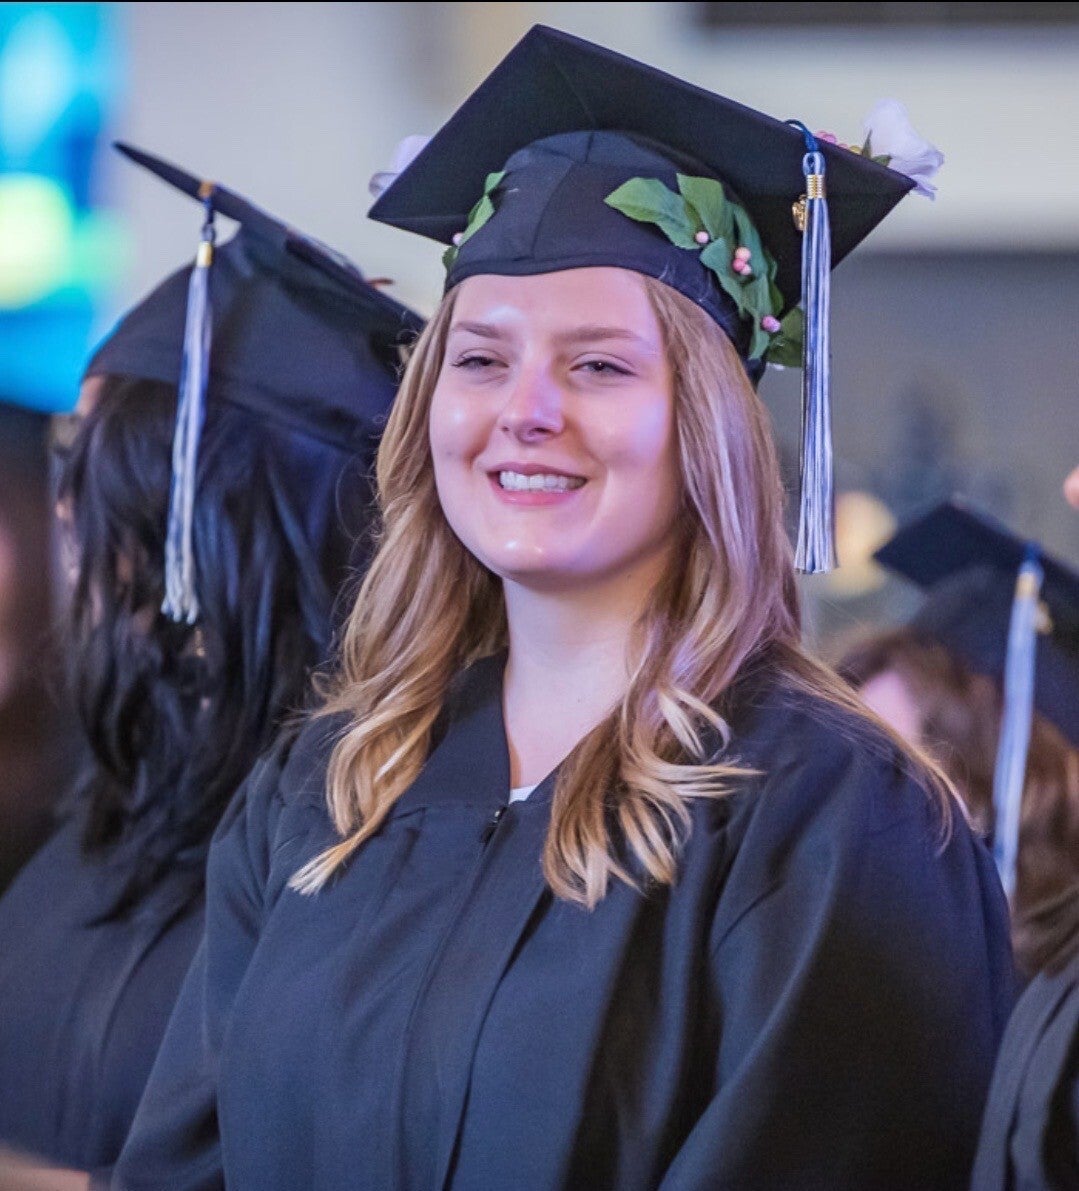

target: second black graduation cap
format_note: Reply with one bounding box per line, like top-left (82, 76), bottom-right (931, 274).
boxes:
top-left (87, 142), bottom-right (425, 452)
top-left (874, 499), bottom-right (1079, 747)
top-left (87, 143), bottom-right (425, 623)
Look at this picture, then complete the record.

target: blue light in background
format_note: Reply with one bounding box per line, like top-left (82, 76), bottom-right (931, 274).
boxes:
top-left (0, 3), bottom-right (127, 413)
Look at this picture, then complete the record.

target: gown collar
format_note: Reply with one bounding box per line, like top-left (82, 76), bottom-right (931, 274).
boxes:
top-left (389, 652), bottom-right (516, 820)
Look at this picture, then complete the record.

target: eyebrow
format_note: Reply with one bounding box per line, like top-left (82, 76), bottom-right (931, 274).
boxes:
top-left (449, 320), bottom-right (654, 347)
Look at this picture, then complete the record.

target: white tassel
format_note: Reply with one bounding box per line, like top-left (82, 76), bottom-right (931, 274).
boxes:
top-left (794, 149), bottom-right (835, 574)
top-left (162, 205), bottom-right (215, 623)
top-left (992, 550), bottom-right (1043, 901)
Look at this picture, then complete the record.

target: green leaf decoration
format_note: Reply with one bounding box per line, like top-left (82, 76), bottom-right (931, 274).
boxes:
top-left (443, 170), bottom-right (506, 270)
top-left (730, 203), bottom-right (766, 274)
top-left (605, 172), bottom-right (796, 367)
top-left (748, 321), bottom-right (771, 363)
top-left (604, 178), bottom-right (699, 249)
top-left (763, 305), bottom-right (805, 368)
top-left (699, 238), bottom-right (751, 317)
top-left (676, 175), bottom-right (733, 242)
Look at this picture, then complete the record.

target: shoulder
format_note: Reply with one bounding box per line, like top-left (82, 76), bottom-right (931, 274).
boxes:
top-left (702, 670), bottom-right (999, 944)
top-left (721, 670), bottom-right (933, 842)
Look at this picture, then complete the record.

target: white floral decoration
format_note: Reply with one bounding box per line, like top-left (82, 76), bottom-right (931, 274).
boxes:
top-left (368, 134), bottom-right (431, 200)
top-left (862, 99), bottom-right (944, 200)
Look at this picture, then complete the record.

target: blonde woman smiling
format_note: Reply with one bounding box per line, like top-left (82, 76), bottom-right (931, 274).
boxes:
top-left (111, 28), bottom-right (1014, 1191)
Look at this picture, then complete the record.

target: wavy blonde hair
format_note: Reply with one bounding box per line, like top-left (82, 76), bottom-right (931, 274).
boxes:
top-left (293, 275), bottom-right (953, 906)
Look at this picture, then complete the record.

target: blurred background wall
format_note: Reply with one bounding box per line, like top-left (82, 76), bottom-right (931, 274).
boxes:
top-left (0, 0), bottom-right (1077, 656)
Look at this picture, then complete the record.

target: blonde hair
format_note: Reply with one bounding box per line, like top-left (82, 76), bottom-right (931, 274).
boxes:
top-left (293, 276), bottom-right (953, 906)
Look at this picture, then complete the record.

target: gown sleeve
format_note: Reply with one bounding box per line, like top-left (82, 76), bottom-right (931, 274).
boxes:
top-left (102, 741), bottom-right (293, 1191)
top-left (659, 737), bottom-right (1016, 1191)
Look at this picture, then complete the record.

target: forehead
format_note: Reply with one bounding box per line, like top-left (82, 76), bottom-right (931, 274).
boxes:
top-left (449, 267), bottom-right (662, 343)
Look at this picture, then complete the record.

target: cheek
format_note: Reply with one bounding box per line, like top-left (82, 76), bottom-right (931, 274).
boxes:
top-left (599, 395), bottom-right (679, 494)
top-left (429, 383), bottom-right (490, 469)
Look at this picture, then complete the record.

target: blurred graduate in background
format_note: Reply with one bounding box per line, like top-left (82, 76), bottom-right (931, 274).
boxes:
top-left (955, 490), bottom-right (1079, 1191)
top-left (838, 500), bottom-right (1079, 981)
top-left (0, 145), bottom-right (421, 1173)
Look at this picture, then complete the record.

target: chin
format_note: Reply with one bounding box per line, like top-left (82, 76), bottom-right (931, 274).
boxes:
top-left (482, 550), bottom-right (586, 589)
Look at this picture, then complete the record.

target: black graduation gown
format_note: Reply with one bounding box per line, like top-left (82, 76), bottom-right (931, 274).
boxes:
top-left (111, 656), bottom-right (1015, 1190)
top-left (970, 950), bottom-right (1079, 1189)
top-left (0, 812), bottom-right (204, 1169)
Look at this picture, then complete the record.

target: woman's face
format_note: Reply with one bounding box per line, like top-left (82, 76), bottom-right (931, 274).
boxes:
top-left (429, 267), bottom-right (680, 593)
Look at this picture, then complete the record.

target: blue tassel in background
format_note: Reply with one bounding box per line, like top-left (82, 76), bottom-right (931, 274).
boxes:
top-left (992, 547), bottom-right (1044, 901)
top-left (162, 194), bottom-right (215, 624)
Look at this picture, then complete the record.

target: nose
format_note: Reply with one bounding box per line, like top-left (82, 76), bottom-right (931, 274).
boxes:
top-left (497, 364), bottom-right (564, 443)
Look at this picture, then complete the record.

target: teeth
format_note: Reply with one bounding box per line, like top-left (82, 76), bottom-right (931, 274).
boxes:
top-left (498, 470), bottom-right (585, 492)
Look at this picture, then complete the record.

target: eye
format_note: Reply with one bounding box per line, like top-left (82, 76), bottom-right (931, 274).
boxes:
top-left (577, 358), bottom-right (632, 377)
top-left (451, 353), bottom-right (501, 370)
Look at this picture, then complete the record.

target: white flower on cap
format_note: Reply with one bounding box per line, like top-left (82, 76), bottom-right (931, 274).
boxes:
top-left (368, 135), bottom-right (431, 200)
top-left (862, 99), bottom-right (944, 200)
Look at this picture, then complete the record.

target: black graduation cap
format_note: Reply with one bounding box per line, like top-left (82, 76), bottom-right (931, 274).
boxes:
top-left (875, 499), bottom-right (1079, 747)
top-left (88, 142), bottom-right (424, 451)
top-left (370, 25), bottom-right (923, 573)
top-left (86, 143), bottom-right (424, 624)
top-left (874, 498), bottom-right (1079, 899)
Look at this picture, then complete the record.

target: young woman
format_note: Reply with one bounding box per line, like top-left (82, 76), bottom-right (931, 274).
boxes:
top-left (0, 151), bottom-right (419, 1174)
top-left (109, 29), bottom-right (1014, 1191)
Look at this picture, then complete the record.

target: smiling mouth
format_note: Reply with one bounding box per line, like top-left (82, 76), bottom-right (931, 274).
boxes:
top-left (496, 470), bottom-right (586, 492)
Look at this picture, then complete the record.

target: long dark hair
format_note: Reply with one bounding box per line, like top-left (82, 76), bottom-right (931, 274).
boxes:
top-left (58, 375), bottom-right (372, 914)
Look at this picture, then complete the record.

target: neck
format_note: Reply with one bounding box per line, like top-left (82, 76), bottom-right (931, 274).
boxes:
top-left (500, 554), bottom-right (668, 785)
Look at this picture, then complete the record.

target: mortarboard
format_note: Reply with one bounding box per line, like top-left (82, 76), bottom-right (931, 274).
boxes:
top-left (369, 24), bottom-right (933, 573)
top-left (86, 143), bottom-right (424, 624)
top-left (874, 498), bottom-right (1079, 898)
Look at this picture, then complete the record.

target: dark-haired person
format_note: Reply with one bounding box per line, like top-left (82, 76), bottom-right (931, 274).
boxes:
top-left (0, 148), bottom-right (421, 1175)
top-left (111, 31), bottom-right (1013, 1191)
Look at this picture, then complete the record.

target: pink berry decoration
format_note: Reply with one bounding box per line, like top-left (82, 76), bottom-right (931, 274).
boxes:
top-left (452, 232), bottom-right (464, 246)
top-left (815, 130), bottom-right (839, 144)
top-left (694, 230), bottom-right (710, 245)
top-left (733, 246), bottom-right (752, 262)
top-left (761, 315), bottom-right (782, 334)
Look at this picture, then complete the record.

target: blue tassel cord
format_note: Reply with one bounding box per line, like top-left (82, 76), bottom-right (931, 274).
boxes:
top-left (162, 196), bottom-right (215, 624)
top-left (992, 548), bottom-right (1044, 901)
top-left (793, 143), bottom-right (834, 574)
